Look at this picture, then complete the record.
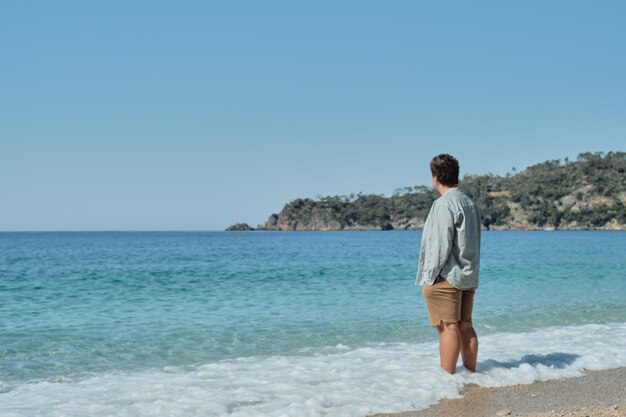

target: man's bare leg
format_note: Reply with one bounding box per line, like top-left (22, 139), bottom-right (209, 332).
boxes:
top-left (436, 320), bottom-right (460, 374)
top-left (458, 320), bottom-right (478, 372)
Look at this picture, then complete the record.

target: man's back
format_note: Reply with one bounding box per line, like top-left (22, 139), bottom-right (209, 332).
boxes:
top-left (418, 153), bottom-right (481, 375)
top-left (415, 187), bottom-right (482, 290)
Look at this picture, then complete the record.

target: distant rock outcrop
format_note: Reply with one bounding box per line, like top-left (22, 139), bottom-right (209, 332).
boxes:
top-left (225, 222), bottom-right (255, 231)
top-left (238, 151), bottom-right (626, 231)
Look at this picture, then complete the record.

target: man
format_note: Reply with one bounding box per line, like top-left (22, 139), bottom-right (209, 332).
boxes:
top-left (415, 153), bottom-right (482, 374)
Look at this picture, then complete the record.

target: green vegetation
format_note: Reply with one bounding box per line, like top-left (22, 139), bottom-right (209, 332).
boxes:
top-left (254, 151), bottom-right (626, 230)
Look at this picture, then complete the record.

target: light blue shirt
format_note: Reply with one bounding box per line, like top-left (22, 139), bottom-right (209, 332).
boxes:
top-left (415, 187), bottom-right (482, 290)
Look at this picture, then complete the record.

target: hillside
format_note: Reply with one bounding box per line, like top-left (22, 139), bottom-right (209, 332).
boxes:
top-left (229, 151), bottom-right (626, 231)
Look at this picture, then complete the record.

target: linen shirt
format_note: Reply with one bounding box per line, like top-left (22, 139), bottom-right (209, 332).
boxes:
top-left (415, 187), bottom-right (482, 290)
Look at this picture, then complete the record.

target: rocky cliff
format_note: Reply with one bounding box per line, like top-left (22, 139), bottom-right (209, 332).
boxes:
top-left (229, 151), bottom-right (626, 231)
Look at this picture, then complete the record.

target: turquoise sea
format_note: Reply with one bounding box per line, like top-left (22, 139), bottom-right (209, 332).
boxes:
top-left (1, 231), bottom-right (625, 416)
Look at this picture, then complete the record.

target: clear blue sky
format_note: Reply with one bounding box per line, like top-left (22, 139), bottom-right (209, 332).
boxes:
top-left (1, 1), bottom-right (624, 231)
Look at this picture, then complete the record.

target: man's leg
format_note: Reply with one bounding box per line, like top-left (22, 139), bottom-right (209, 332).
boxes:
top-left (458, 320), bottom-right (478, 372)
top-left (435, 320), bottom-right (460, 374)
top-left (458, 288), bottom-right (478, 372)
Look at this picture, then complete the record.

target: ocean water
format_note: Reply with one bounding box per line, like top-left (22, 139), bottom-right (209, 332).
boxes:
top-left (1, 230), bottom-right (625, 416)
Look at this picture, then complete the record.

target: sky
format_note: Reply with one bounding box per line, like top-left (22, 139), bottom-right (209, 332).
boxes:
top-left (1, 1), bottom-right (625, 231)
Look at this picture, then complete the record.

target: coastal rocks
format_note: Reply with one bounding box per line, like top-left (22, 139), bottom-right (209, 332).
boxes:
top-left (225, 223), bottom-right (255, 231)
top-left (254, 205), bottom-right (429, 231)
top-left (253, 209), bottom-right (626, 231)
top-left (236, 151), bottom-right (626, 231)
top-left (241, 210), bottom-right (626, 232)
top-left (392, 217), bottom-right (425, 230)
top-left (256, 211), bottom-right (344, 231)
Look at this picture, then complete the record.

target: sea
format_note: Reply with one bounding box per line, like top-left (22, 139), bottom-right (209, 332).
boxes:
top-left (1, 230), bottom-right (625, 417)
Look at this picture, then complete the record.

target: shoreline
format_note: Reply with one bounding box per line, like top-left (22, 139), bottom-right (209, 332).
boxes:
top-left (368, 366), bottom-right (626, 417)
top-left (225, 228), bottom-right (626, 232)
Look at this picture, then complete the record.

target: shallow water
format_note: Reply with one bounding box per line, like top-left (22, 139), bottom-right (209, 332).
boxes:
top-left (1, 230), bottom-right (625, 416)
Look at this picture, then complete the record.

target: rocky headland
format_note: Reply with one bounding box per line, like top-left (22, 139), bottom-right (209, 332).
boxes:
top-left (226, 151), bottom-right (626, 231)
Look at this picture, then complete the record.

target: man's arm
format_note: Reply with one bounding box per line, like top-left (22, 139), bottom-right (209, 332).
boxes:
top-left (429, 203), bottom-right (456, 280)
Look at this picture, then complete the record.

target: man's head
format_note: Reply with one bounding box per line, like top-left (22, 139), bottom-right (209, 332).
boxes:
top-left (430, 154), bottom-right (459, 192)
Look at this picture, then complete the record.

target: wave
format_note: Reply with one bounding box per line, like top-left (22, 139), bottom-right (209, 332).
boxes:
top-left (2, 321), bottom-right (626, 417)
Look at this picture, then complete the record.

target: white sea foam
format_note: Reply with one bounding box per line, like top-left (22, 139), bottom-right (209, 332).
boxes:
top-left (2, 322), bottom-right (626, 417)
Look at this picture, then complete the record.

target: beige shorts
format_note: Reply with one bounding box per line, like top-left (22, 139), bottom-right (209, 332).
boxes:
top-left (422, 278), bottom-right (475, 326)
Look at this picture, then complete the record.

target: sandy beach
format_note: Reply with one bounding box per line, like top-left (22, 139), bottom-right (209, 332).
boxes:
top-left (368, 366), bottom-right (626, 417)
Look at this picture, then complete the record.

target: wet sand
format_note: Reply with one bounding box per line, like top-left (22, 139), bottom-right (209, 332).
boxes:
top-left (368, 366), bottom-right (626, 417)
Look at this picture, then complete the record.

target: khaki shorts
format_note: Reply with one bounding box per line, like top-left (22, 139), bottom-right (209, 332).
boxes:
top-left (422, 278), bottom-right (475, 327)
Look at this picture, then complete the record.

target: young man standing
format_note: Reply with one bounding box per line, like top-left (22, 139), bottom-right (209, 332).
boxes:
top-left (415, 154), bottom-right (482, 374)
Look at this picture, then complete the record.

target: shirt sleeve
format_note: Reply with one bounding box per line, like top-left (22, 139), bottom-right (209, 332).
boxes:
top-left (429, 203), bottom-right (455, 280)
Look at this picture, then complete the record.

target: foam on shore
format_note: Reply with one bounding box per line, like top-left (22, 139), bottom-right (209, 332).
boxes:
top-left (2, 322), bottom-right (626, 417)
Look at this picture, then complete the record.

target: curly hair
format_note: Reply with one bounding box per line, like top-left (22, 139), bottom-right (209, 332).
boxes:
top-left (430, 154), bottom-right (459, 186)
